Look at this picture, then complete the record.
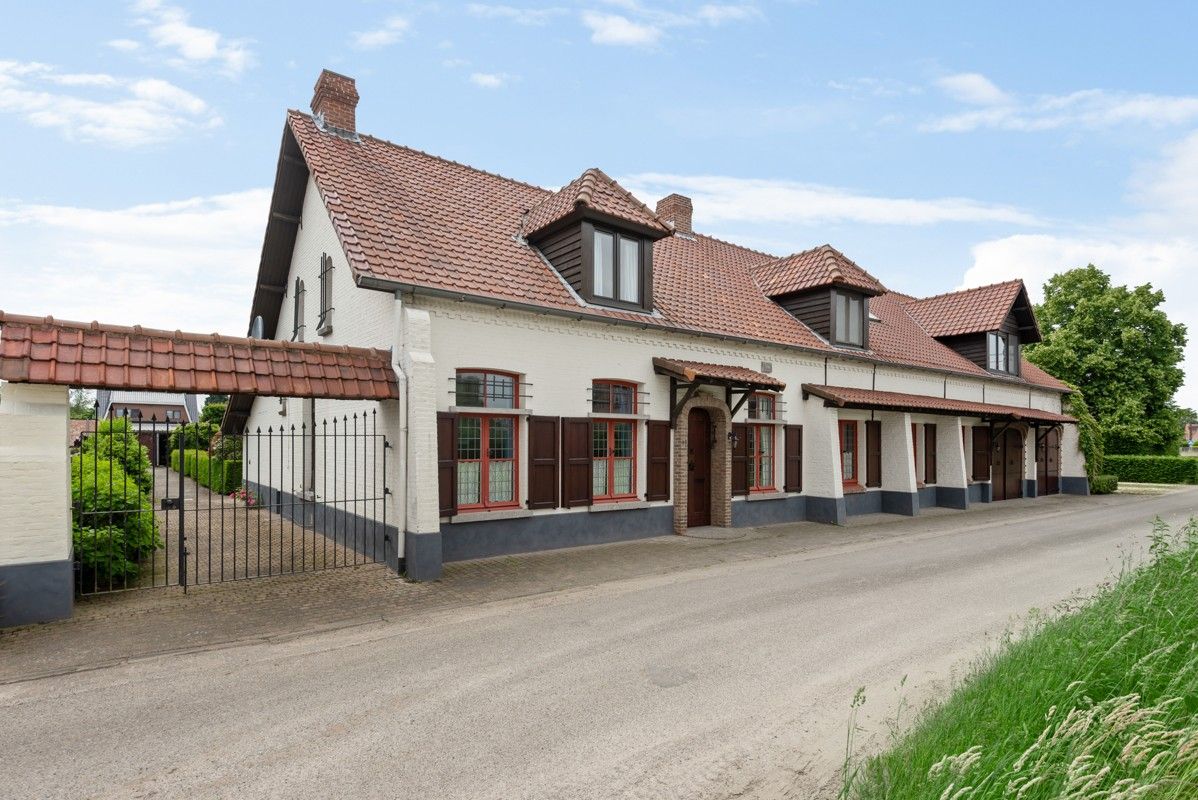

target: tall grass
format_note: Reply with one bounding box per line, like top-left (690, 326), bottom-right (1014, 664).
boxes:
top-left (847, 517), bottom-right (1198, 799)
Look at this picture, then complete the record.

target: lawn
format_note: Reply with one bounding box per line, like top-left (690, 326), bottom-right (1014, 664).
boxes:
top-left (846, 517), bottom-right (1198, 800)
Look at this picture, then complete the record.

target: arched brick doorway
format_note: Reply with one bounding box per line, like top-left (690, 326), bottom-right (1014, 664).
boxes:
top-left (672, 391), bottom-right (732, 532)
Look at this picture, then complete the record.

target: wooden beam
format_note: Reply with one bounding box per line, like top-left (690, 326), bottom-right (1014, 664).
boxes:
top-left (271, 211), bottom-right (301, 225)
top-left (257, 282), bottom-right (286, 294)
top-left (729, 390), bottom-right (752, 418)
top-left (670, 380), bottom-right (700, 429)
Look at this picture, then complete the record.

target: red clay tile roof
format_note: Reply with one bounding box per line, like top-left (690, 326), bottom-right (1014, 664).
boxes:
top-left (803, 384), bottom-right (1075, 424)
top-left (0, 312), bottom-right (397, 400)
top-left (523, 167), bottom-right (670, 237)
top-left (754, 245), bottom-right (887, 297)
top-left (653, 357), bottom-right (785, 389)
top-left (283, 111), bottom-right (1067, 393)
top-left (902, 280), bottom-right (1026, 338)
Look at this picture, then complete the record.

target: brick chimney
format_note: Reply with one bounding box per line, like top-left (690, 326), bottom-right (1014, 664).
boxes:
top-left (311, 69), bottom-right (359, 133)
top-left (655, 193), bottom-right (693, 235)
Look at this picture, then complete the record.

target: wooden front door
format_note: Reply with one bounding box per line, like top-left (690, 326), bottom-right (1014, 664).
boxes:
top-left (687, 408), bottom-right (712, 527)
top-left (1036, 427), bottom-right (1060, 495)
top-left (991, 428), bottom-right (1025, 501)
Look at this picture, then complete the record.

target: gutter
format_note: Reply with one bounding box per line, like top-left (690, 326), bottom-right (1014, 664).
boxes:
top-left (357, 275), bottom-right (1069, 394)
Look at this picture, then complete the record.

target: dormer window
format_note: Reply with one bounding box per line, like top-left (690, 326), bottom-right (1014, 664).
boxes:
top-left (592, 228), bottom-right (643, 306)
top-left (832, 290), bottom-right (866, 348)
top-left (987, 332), bottom-right (1021, 374)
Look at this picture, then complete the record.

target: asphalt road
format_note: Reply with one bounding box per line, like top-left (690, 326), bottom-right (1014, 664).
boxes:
top-left (3, 488), bottom-right (1197, 800)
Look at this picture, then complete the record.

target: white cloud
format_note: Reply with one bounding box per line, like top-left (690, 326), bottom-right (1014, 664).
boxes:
top-left (106, 38), bottom-right (141, 52)
top-left (353, 16), bottom-right (411, 49)
top-left (133, 0), bottom-right (254, 76)
top-left (469, 72), bottom-right (509, 89)
top-left (696, 4), bottom-right (760, 25)
top-left (442, 58), bottom-right (470, 69)
top-left (925, 76), bottom-right (1198, 133)
top-left (619, 172), bottom-right (1040, 227)
top-left (935, 72), bottom-right (1010, 106)
top-left (960, 131), bottom-right (1198, 408)
top-left (0, 60), bottom-right (218, 147)
top-left (0, 188), bottom-right (269, 336)
top-left (467, 4), bottom-right (565, 25)
top-left (828, 76), bottom-right (922, 98)
top-left (581, 11), bottom-right (661, 46)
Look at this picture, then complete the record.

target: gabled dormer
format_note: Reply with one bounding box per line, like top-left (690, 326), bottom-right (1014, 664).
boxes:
top-left (523, 168), bottom-right (671, 314)
top-left (754, 245), bottom-right (887, 349)
top-left (903, 280), bottom-right (1042, 376)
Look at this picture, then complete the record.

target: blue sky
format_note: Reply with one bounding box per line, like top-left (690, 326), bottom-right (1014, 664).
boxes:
top-left (1, 1), bottom-right (1195, 406)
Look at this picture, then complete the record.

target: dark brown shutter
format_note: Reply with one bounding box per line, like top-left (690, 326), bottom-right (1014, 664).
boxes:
top-left (924, 423), bottom-right (938, 484)
top-left (971, 426), bottom-right (991, 482)
top-left (731, 422), bottom-right (749, 496)
top-left (783, 424), bottom-right (803, 492)
top-left (561, 418), bottom-right (593, 508)
top-left (436, 412), bottom-right (457, 516)
top-left (645, 420), bottom-right (671, 501)
top-left (865, 420), bottom-right (882, 488)
top-left (527, 416), bottom-right (560, 509)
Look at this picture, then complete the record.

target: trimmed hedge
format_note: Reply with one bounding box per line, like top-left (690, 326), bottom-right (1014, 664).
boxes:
top-left (71, 453), bottom-right (160, 585)
top-left (1104, 455), bottom-right (1198, 485)
top-left (1090, 474), bottom-right (1119, 495)
top-left (170, 449), bottom-right (243, 494)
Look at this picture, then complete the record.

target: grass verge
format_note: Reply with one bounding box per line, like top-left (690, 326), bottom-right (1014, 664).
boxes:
top-left (846, 517), bottom-right (1198, 799)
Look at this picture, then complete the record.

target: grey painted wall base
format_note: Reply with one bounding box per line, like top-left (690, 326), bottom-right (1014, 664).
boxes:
top-left (806, 496), bottom-right (847, 525)
top-left (882, 491), bottom-right (919, 516)
top-left (0, 559), bottom-right (73, 628)
top-left (917, 486), bottom-right (937, 510)
top-left (1061, 476), bottom-right (1090, 495)
top-left (731, 495), bottom-right (806, 527)
top-left (405, 531), bottom-right (443, 580)
top-left (844, 491), bottom-right (882, 516)
top-left (936, 486), bottom-right (969, 510)
top-left (1024, 479), bottom-right (1038, 499)
top-left (968, 482), bottom-right (992, 503)
top-left (442, 505), bottom-right (673, 563)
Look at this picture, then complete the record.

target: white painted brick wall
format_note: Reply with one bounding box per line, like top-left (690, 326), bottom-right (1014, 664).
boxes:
top-left (0, 384), bottom-right (70, 565)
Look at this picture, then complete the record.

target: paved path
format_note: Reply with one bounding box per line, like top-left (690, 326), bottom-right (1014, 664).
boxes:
top-left (3, 488), bottom-right (1197, 799)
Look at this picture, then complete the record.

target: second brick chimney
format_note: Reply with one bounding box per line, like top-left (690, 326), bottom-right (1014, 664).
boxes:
top-left (655, 193), bottom-right (693, 235)
top-left (311, 69), bottom-right (359, 134)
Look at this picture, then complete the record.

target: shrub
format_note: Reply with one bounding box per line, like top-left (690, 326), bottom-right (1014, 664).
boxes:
top-left (170, 448), bottom-right (243, 495)
top-left (1089, 474), bottom-right (1119, 494)
top-left (209, 431), bottom-right (242, 461)
top-left (169, 421), bottom-right (218, 451)
top-left (81, 418), bottom-right (153, 491)
top-left (1064, 386), bottom-right (1104, 479)
top-left (1103, 454), bottom-right (1198, 484)
top-left (71, 453), bottom-right (159, 586)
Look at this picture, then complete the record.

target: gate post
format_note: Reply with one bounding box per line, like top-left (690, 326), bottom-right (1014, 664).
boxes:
top-left (0, 383), bottom-right (74, 627)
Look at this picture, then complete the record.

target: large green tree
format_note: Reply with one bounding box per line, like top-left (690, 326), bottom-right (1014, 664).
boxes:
top-left (1026, 265), bottom-right (1187, 455)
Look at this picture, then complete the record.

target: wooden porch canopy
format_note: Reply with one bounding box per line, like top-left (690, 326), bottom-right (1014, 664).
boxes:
top-left (801, 384), bottom-right (1075, 424)
top-left (0, 312), bottom-right (398, 400)
top-left (653, 356), bottom-right (785, 427)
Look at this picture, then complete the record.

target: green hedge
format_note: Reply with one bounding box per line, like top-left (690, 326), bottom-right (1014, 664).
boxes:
top-left (170, 449), bottom-right (243, 494)
top-left (80, 418), bottom-right (153, 491)
top-left (1090, 474), bottom-right (1119, 494)
top-left (71, 453), bottom-right (160, 586)
top-left (1103, 455), bottom-right (1198, 484)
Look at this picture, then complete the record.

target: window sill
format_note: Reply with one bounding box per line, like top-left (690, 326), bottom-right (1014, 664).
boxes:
top-left (745, 491), bottom-right (787, 502)
top-left (587, 412), bottom-right (649, 421)
top-left (744, 418), bottom-right (787, 426)
top-left (842, 483), bottom-right (866, 494)
top-left (589, 500), bottom-right (650, 513)
top-left (445, 508), bottom-right (532, 524)
top-left (449, 406), bottom-right (535, 417)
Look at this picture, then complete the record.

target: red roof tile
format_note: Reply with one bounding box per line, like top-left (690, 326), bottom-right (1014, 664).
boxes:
top-left (902, 280), bottom-right (1026, 338)
top-left (803, 384), bottom-right (1075, 424)
top-left (0, 312), bottom-right (397, 400)
top-left (653, 357), bottom-right (785, 389)
top-left (523, 167), bottom-right (670, 237)
top-left (754, 245), bottom-right (886, 297)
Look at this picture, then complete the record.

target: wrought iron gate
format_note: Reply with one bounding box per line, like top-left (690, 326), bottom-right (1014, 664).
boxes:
top-left (71, 406), bottom-right (391, 595)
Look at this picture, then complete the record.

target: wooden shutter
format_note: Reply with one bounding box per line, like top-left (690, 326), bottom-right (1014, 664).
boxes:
top-left (865, 420), bottom-right (882, 488)
top-left (924, 424), bottom-right (938, 484)
top-left (645, 420), bottom-right (671, 501)
top-left (436, 412), bottom-right (457, 517)
top-left (971, 426), bottom-right (991, 482)
top-left (731, 422), bottom-right (749, 496)
top-left (561, 418), bottom-right (592, 508)
top-left (783, 424), bottom-right (803, 492)
top-left (527, 416), bottom-right (560, 509)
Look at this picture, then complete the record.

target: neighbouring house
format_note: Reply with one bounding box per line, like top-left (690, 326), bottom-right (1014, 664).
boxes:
top-left (96, 390), bottom-right (198, 465)
top-left (225, 69), bottom-right (1087, 580)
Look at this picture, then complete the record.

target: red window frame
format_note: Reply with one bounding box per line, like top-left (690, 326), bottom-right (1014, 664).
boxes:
top-left (839, 420), bottom-right (859, 486)
top-left (591, 379), bottom-right (639, 415)
top-left (456, 413), bottom-right (520, 511)
top-left (591, 418), bottom-right (638, 501)
top-left (455, 368), bottom-right (520, 409)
